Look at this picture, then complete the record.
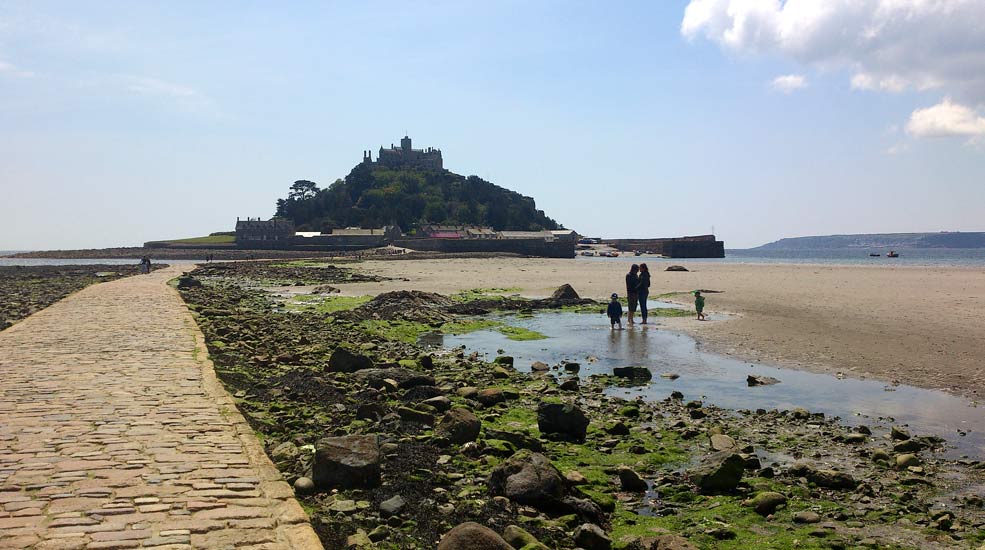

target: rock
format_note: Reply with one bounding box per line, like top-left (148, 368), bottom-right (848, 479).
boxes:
top-left (476, 388), bottom-right (506, 407)
top-left (709, 434), bottom-right (737, 451)
top-left (893, 439), bottom-right (926, 453)
top-left (794, 511), bottom-right (822, 524)
top-left (844, 433), bottom-right (867, 444)
top-left (531, 361), bottom-right (550, 371)
top-left (488, 450), bottom-right (565, 505)
top-left (379, 495), bottom-right (406, 517)
top-left (435, 408), bottom-right (481, 445)
top-left (563, 362), bottom-right (581, 372)
top-left (871, 449), bottom-right (891, 463)
top-left (689, 452), bottom-right (745, 493)
top-left (551, 284), bottom-right (580, 301)
top-left (896, 453), bottom-right (921, 468)
top-left (353, 368), bottom-right (435, 389)
top-left (293, 476), bottom-right (315, 494)
top-left (346, 529), bottom-right (372, 548)
top-left (397, 406), bottom-right (434, 425)
top-left (665, 265), bottom-right (689, 272)
top-left (421, 395), bottom-right (452, 412)
top-left (618, 466), bottom-right (648, 492)
top-left (566, 470), bottom-right (588, 485)
top-left (176, 276), bottom-right (202, 289)
top-left (502, 525), bottom-right (549, 550)
top-left (660, 372), bottom-right (680, 380)
top-left (640, 535), bottom-right (699, 550)
top-left (790, 407), bottom-right (811, 420)
top-left (328, 348), bottom-right (374, 373)
top-left (270, 441), bottom-right (300, 467)
top-left (356, 402), bottom-right (385, 420)
top-left (437, 522), bottom-right (513, 550)
top-left (749, 491), bottom-right (787, 516)
top-left (605, 421), bottom-right (630, 436)
top-left (494, 355), bottom-right (514, 366)
top-left (312, 435), bottom-right (381, 489)
top-left (329, 499), bottom-right (358, 513)
top-left (559, 378), bottom-right (580, 391)
top-left (484, 429), bottom-right (544, 452)
top-left (747, 374), bottom-right (780, 386)
top-left (418, 354), bottom-right (434, 368)
top-left (810, 469), bottom-right (857, 490)
top-left (891, 426), bottom-right (911, 440)
top-left (573, 523), bottom-right (611, 550)
top-left (537, 402), bottom-right (589, 441)
top-left (612, 366), bottom-right (653, 381)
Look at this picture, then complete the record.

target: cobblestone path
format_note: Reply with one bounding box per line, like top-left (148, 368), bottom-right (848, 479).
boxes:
top-left (0, 266), bottom-right (322, 550)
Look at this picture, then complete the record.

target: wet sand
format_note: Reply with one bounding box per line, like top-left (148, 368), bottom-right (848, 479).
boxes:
top-left (339, 257), bottom-right (985, 400)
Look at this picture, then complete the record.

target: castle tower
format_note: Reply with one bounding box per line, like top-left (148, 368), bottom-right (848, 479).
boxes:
top-left (401, 135), bottom-right (412, 151)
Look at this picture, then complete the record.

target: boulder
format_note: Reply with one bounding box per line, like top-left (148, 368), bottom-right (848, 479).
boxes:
top-left (612, 366), bottom-right (653, 381)
top-left (502, 525), bottom-right (549, 550)
top-left (793, 511), bottom-right (822, 524)
top-left (421, 395), bottom-right (452, 412)
top-left (494, 356), bottom-right (515, 366)
top-left (618, 466), bottom-right (648, 492)
top-left (437, 522), bottom-right (513, 550)
top-left (896, 453), bottom-right (921, 468)
top-left (476, 388), bottom-right (506, 407)
top-left (747, 375), bottom-right (780, 387)
top-left (353, 368), bottom-right (435, 389)
top-left (537, 402), bottom-right (589, 441)
top-left (488, 450), bottom-right (565, 505)
top-left (312, 435), bottom-right (381, 489)
top-left (810, 469), bottom-right (857, 490)
top-left (573, 523), bottom-right (611, 550)
top-left (642, 535), bottom-right (700, 550)
top-left (559, 378), bottom-right (580, 391)
top-left (550, 284), bottom-right (580, 301)
top-left (709, 434), bottom-right (737, 452)
top-left (379, 495), bottom-right (406, 517)
top-left (328, 348), bottom-right (374, 373)
top-left (688, 452), bottom-right (745, 493)
top-left (176, 277), bottom-right (202, 289)
top-left (531, 361), bottom-right (550, 372)
top-left (396, 407), bottom-right (434, 425)
top-left (665, 265), bottom-right (689, 272)
top-left (749, 491), bottom-right (787, 516)
top-left (435, 408), bottom-right (481, 445)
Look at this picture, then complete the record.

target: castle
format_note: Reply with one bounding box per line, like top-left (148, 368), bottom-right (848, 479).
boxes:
top-left (362, 135), bottom-right (443, 170)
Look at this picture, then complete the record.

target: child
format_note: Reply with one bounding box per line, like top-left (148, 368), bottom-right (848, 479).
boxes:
top-left (694, 290), bottom-right (706, 321)
top-left (607, 293), bottom-right (623, 330)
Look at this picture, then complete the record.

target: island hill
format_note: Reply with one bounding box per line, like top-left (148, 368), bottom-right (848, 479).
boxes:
top-left (151, 136), bottom-right (725, 259)
top-left (755, 232), bottom-right (985, 250)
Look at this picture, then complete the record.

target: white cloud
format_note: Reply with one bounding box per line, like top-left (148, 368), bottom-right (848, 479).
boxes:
top-left (0, 60), bottom-right (35, 78)
top-left (125, 76), bottom-right (200, 99)
top-left (682, 0), bottom-right (985, 139)
top-left (771, 74), bottom-right (806, 93)
top-left (906, 98), bottom-right (985, 138)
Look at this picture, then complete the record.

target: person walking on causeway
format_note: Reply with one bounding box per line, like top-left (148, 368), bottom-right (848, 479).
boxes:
top-left (625, 264), bottom-right (640, 326)
top-left (637, 263), bottom-right (651, 324)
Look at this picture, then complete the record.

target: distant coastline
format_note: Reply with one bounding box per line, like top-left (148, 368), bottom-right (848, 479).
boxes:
top-left (754, 231), bottom-right (985, 250)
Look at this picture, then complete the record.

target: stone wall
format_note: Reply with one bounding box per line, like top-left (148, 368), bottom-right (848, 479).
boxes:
top-left (393, 238), bottom-right (575, 258)
top-left (602, 235), bottom-right (725, 258)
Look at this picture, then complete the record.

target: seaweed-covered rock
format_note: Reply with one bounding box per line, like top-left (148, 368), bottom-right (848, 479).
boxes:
top-left (551, 284), bottom-right (580, 301)
top-left (327, 347), bottom-right (374, 373)
top-left (612, 366), bottom-right (652, 381)
top-left (573, 523), bottom-right (611, 550)
top-left (537, 402), bottom-right (589, 441)
top-left (689, 452), bottom-right (745, 493)
top-left (488, 450), bottom-right (565, 505)
top-left (352, 368), bottom-right (435, 389)
top-left (437, 522), bottom-right (513, 550)
top-left (435, 408), bottom-right (481, 445)
top-left (312, 434), bottom-right (381, 489)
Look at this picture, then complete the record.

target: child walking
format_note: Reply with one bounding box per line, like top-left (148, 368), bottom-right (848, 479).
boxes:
top-left (694, 290), bottom-right (706, 321)
top-left (607, 293), bottom-right (623, 330)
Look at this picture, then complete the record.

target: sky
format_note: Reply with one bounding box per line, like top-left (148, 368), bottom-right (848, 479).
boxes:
top-left (1, 0), bottom-right (984, 250)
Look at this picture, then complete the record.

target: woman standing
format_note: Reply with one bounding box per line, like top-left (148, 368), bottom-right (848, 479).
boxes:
top-left (625, 264), bottom-right (639, 326)
top-left (637, 263), bottom-right (650, 324)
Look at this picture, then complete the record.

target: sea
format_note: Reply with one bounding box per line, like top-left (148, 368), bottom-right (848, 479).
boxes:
top-left (2, 248), bottom-right (985, 267)
top-left (581, 247), bottom-right (985, 268)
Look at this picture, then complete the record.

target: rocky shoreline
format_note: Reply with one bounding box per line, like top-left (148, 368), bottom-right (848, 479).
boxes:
top-left (0, 264), bottom-right (166, 330)
top-left (176, 261), bottom-right (985, 549)
top-left (6, 247), bottom-right (525, 262)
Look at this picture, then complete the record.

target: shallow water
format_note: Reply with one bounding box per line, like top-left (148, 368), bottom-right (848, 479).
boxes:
top-left (0, 258), bottom-right (168, 267)
top-left (433, 310), bottom-right (984, 458)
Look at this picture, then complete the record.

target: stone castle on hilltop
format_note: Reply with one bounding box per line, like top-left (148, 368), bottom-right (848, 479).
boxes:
top-left (362, 135), bottom-right (443, 170)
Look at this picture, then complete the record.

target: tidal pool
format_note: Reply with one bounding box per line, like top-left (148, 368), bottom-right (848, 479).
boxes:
top-left (430, 310), bottom-right (984, 458)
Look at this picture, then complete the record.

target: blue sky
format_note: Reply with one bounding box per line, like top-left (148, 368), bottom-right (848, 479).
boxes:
top-left (1, 0), bottom-right (983, 250)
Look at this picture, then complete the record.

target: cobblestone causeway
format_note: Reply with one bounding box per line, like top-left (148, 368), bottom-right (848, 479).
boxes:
top-left (0, 266), bottom-right (323, 550)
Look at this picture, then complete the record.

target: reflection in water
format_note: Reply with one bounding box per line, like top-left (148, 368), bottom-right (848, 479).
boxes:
top-left (435, 311), bottom-right (984, 458)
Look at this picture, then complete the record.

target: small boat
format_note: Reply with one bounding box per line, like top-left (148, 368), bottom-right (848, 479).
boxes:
top-left (869, 253), bottom-right (881, 257)
top-left (580, 250), bottom-right (595, 257)
top-left (887, 251), bottom-right (899, 258)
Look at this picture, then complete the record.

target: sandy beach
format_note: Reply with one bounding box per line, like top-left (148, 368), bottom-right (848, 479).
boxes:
top-left (338, 257), bottom-right (985, 400)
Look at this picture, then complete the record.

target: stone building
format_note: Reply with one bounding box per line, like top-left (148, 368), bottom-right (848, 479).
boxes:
top-left (235, 218), bottom-right (295, 244)
top-left (362, 135), bottom-right (443, 170)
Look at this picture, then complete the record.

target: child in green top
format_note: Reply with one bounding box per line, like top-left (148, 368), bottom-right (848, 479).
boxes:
top-left (694, 290), bottom-right (706, 321)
